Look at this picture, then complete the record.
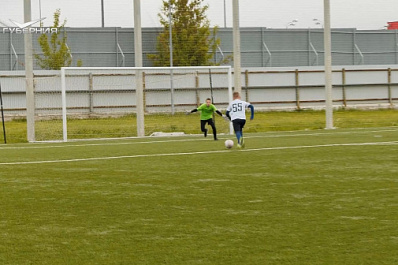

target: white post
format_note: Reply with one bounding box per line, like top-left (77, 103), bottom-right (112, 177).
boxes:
top-left (224, 0), bottom-right (227, 28)
top-left (61, 68), bottom-right (67, 142)
top-left (228, 67), bottom-right (234, 135)
top-left (324, 0), bottom-right (334, 129)
top-left (39, 0), bottom-right (42, 22)
top-left (101, 0), bottom-right (105, 27)
top-left (134, 0), bottom-right (145, 137)
top-left (232, 0), bottom-right (241, 93)
top-left (24, 0), bottom-right (35, 142)
top-left (169, 0), bottom-right (175, 115)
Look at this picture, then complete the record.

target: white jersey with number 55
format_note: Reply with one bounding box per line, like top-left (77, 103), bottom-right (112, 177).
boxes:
top-left (226, 99), bottom-right (251, 121)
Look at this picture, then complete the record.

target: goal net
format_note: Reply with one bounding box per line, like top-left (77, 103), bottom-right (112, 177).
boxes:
top-left (33, 73), bottom-right (64, 142)
top-left (33, 66), bottom-right (232, 142)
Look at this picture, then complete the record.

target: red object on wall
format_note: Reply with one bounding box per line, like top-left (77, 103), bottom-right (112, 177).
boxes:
top-left (387, 21), bottom-right (398, 30)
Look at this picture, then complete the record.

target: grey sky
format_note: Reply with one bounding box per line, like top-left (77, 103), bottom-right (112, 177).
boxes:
top-left (1, 0), bottom-right (397, 30)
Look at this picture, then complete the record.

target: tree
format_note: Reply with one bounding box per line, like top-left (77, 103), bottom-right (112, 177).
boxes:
top-left (34, 9), bottom-right (72, 70)
top-left (148, 0), bottom-right (227, 66)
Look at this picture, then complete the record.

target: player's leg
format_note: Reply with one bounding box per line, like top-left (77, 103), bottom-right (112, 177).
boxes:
top-left (233, 119), bottom-right (246, 148)
top-left (200, 120), bottom-right (207, 137)
top-left (208, 119), bottom-right (218, 140)
top-left (240, 120), bottom-right (247, 148)
top-left (232, 120), bottom-right (243, 147)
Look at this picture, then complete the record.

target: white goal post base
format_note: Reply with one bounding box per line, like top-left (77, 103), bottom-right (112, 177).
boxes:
top-left (149, 132), bottom-right (186, 137)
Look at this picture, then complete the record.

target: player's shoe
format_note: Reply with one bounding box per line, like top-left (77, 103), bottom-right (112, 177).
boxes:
top-left (204, 129), bottom-right (208, 137)
top-left (237, 143), bottom-right (242, 149)
top-left (240, 137), bottom-right (245, 148)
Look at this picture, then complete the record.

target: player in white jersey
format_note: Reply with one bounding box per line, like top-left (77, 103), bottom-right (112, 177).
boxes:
top-left (226, 92), bottom-right (254, 148)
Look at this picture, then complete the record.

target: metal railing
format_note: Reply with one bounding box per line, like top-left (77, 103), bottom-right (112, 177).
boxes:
top-left (66, 44), bottom-right (73, 62)
top-left (309, 42), bottom-right (319, 66)
top-left (117, 43), bottom-right (125, 67)
top-left (216, 45), bottom-right (225, 64)
top-left (10, 43), bottom-right (18, 71)
top-left (262, 42), bottom-right (272, 67)
top-left (355, 44), bottom-right (364, 65)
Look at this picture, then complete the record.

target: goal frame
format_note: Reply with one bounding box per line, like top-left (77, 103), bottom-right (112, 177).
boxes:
top-left (60, 66), bottom-right (233, 142)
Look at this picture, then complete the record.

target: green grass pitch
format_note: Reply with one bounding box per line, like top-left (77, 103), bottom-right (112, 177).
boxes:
top-left (1, 127), bottom-right (398, 264)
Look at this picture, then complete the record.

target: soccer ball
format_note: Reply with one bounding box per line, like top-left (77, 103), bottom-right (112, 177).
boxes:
top-left (225, 139), bottom-right (234, 149)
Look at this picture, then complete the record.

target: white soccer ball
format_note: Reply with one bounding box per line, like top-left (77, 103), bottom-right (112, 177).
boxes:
top-left (225, 139), bottom-right (234, 149)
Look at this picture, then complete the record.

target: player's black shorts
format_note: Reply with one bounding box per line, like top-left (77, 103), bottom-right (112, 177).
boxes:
top-left (232, 119), bottom-right (246, 132)
top-left (201, 118), bottom-right (215, 132)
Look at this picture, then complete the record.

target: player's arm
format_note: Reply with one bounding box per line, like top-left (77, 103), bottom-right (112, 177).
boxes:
top-left (225, 110), bottom-right (231, 120)
top-left (248, 104), bottom-right (254, 120)
top-left (186, 108), bottom-right (198, 115)
top-left (187, 104), bottom-right (204, 114)
top-left (215, 110), bottom-right (223, 117)
top-left (225, 104), bottom-right (232, 120)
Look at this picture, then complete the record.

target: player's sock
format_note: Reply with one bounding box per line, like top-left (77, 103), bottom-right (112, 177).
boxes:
top-left (236, 131), bottom-right (242, 144)
top-left (204, 129), bottom-right (207, 137)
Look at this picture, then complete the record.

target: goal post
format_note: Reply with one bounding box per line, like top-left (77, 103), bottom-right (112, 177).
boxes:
top-left (61, 67), bottom-right (67, 142)
top-left (51, 66), bottom-right (233, 142)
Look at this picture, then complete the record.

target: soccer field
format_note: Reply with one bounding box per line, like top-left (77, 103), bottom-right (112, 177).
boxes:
top-left (1, 127), bottom-right (398, 264)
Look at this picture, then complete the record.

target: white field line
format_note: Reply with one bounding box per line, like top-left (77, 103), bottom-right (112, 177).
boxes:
top-left (1, 141), bottom-right (398, 166)
top-left (0, 128), bottom-right (397, 151)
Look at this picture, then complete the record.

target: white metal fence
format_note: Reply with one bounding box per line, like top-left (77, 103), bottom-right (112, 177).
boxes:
top-left (1, 65), bottom-right (398, 120)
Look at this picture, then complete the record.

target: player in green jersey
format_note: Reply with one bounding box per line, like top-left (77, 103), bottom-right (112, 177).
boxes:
top-left (187, 98), bottom-right (223, 140)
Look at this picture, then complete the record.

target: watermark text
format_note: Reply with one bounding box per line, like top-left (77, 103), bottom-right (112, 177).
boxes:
top-left (2, 27), bottom-right (58, 34)
top-left (1, 18), bottom-right (59, 34)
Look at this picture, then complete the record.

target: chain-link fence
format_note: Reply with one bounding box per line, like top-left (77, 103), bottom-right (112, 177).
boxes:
top-left (1, 27), bottom-right (398, 70)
